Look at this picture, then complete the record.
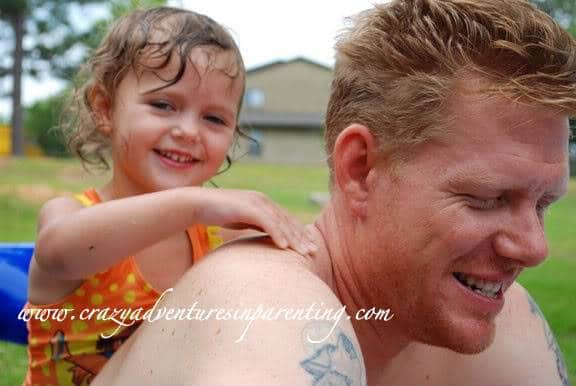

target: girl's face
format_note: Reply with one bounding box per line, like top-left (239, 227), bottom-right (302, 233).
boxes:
top-left (98, 47), bottom-right (243, 196)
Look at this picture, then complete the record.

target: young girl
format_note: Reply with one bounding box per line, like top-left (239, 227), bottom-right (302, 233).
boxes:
top-left (23, 7), bottom-right (315, 386)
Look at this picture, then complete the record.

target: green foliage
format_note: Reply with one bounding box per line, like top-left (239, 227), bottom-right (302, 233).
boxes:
top-left (110, 0), bottom-right (168, 17)
top-left (530, 0), bottom-right (576, 35)
top-left (0, 0), bottom-right (169, 156)
top-left (0, 1), bottom-right (109, 82)
top-left (0, 0), bottom-right (27, 16)
top-left (0, 1), bottom-right (110, 154)
top-left (0, 0), bottom-right (170, 83)
top-left (24, 92), bottom-right (68, 157)
top-left (79, 0), bottom-right (169, 60)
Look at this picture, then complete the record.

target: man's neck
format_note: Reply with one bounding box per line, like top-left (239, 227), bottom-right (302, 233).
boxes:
top-left (313, 201), bottom-right (411, 380)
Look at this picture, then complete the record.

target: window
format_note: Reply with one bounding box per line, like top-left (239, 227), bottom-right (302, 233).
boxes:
top-left (245, 88), bottom-right (265, 108)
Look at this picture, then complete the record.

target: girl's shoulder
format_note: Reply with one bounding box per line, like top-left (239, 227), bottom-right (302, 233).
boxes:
top-left (29, 190), bottom-right (99, 305)
top-left (38, 188), bottom-right (99, 227)
top-left (39, 194), bottom-right (83, 215)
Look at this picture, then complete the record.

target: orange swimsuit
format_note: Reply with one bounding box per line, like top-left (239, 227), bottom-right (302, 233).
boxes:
top-left (24, 189), bottom-right (222, 386)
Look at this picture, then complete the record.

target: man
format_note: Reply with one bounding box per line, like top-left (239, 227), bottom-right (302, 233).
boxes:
top-left (94, 0), bottom-right (574, 384)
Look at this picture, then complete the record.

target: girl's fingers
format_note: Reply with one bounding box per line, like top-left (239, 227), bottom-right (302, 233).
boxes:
top-left (212, 189), bottom-right (316, 256)
top-left (250, 199), bottom-right (291, 250)
top-left (273, 209), bottom-right (315, 256)
top-left (252, 200), bottom-right (300, 253)
top-left (262, 216), bottom-right (289, 249)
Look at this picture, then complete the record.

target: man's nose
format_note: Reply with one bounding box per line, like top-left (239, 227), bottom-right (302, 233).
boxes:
top-left (492, 207), bottom-right (549, 267)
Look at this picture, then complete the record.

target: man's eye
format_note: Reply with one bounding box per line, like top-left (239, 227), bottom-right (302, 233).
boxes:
top-left (205, 115), bottom-right (226, 125)
top-left (150, 101), bottom-right (174, 111)
top-left (465, 195), bottom-right (504, 210)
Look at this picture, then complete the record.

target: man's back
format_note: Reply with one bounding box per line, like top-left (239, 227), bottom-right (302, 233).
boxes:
top-left (94, 238), bottom-right (367, 385)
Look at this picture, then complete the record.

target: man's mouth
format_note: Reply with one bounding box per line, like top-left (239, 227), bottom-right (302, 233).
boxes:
top-left (154, 149), bottom-right (198, 164)
top-left (453, 272), bottom-right (503, 299)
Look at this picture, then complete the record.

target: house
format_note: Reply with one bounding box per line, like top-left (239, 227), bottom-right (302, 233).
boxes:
top-left (235, 57), bottom-right (333, 164)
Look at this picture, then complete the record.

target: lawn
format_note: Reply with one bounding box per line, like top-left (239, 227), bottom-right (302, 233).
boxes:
top-left (0, 156), bottom-right (574, 385)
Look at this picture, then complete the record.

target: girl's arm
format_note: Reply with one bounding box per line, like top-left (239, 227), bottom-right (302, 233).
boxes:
top-left (34, 187), bottom-right (315, 279)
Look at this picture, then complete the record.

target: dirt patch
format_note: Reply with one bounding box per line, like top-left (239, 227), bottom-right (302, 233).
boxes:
top-left (58, 165), bottom-right (109, 186)
top-left (0, 185), bottom-right (73, 204)
top-left (0, 157), bottom-right (11, 169)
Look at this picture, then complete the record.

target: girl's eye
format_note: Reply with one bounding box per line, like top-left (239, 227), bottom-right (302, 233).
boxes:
top-left (205, 115), bottom-right (226, 125)
top-left (150, 101), bottom-right (174, 111)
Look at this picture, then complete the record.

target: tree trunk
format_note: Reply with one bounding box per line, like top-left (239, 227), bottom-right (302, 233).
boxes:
top-left (10, 11), bottom-right (25, 156)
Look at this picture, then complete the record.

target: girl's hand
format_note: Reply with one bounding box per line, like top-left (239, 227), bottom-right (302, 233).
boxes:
top-left (192, 188), bottom-right (317, 256)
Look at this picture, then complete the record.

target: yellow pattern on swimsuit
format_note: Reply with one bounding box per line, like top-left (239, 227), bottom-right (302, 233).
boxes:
top-left (23, 188), bottom-right (221, 386)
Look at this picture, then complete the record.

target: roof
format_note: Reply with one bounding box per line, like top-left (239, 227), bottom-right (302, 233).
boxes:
top-left (239, 110), bottom-right (324, 129)
top-left (246, 57), bottom-right (332, 75)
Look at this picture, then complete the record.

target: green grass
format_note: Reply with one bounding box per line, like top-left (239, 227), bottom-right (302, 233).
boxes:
top-left (0, 342), bottom-right (27, 386)
top-left (0, 194), bottom-right (40, 242)
top-left (213, 162), bottom-right (329, 221)
top-left (516, 187), bottom-right (576, 382)
top-left (0, 156), bottom-right (574, 384)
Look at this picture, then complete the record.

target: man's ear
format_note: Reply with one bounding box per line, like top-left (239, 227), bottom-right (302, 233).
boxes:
top-left (88, 84), bottom-right (113, 135)
top-left (333, 124), bottom-right (378, 218)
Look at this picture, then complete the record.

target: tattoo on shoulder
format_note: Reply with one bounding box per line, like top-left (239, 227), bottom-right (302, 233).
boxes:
top-left (526, 292), bottom-right (571, 386)
top-left (299, 323), bottom-right (367, 386)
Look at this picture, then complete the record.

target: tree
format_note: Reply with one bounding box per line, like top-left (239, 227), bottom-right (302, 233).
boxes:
top-left (530, 1), bottom-right (576, 143)
top-left (1, 0), bottom-right (168, 157)
top-left (25, 92), bottom-right (67, 157)
top-left (531, 0), bottom-right (576, 35)
top-left (1, 0), bottom-right (27, 156)
top-left (0, 0), bottom-right (107, 156)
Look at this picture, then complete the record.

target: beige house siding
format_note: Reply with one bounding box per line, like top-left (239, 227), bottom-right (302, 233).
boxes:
top-left (233, 127), bottom-right (325, 164)
top-left (238, 58), bottom-right (332, 164)
top-left (243, 60), bottom-right (332, 114)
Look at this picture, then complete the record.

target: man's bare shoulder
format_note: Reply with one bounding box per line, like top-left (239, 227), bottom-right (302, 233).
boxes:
top-left (411, 282), bottom-right (570, 386)
top-left (486, 282), bottom-right (570, 386)
top-left (203, 236), bottom-right (321, 279)
top-left (96, 238), bottom-right (367, 386)
top-left (183, 237), bottom-right (331, 302)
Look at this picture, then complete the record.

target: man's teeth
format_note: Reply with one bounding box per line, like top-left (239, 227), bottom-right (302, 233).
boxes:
top-left (454, 272), bottom-right (503, 299)
top-left (158, 150), bottom-right (194, 163)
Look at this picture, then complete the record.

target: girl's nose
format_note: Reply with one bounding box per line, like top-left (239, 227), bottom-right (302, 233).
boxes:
top-left (171, 121), bottom-right (199, 143)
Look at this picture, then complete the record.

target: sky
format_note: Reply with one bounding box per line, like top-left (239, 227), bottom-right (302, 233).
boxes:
top-left (0, 0), bottom-right (378, 118)
top-left (178, 0), bottom-right (377, 68)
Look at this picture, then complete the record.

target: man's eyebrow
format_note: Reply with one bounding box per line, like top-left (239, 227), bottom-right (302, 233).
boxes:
top-left (446, 165), bottom-right (569, 195)
top-left (445, 169), bottom-right (499, 191)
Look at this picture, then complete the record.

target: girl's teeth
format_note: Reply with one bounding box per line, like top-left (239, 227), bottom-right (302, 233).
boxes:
top-left (160, 151), bottom-right (192, 163)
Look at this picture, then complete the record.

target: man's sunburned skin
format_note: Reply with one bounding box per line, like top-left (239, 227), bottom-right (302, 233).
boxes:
top-left (526, 293), bottom-right (571, 386)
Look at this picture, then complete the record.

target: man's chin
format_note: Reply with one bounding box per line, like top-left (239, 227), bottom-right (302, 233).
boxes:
top-left (414, 317), bottom-right (496, 355)
top-left (442, 332), bottom-right (495, 355)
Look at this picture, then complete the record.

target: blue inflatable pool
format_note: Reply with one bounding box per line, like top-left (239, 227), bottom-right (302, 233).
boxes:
top-left (0, 243), bottom-right (33, 344)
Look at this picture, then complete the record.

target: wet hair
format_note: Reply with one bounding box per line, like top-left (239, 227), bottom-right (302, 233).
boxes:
top-left (325, 0), bottom-right (576, 168)
top-left (62, 6), bottom-right (245, 170)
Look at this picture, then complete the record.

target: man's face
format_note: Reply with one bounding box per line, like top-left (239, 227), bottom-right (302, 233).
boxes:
top-left (362, 92), bottom-right (569, 353)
